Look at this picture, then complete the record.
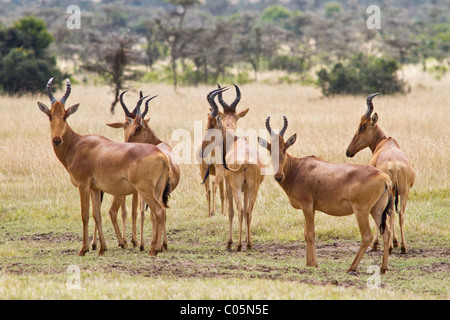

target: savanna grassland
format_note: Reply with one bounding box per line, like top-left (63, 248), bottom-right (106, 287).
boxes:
top-left (0, 69), bottom-right (449, 300)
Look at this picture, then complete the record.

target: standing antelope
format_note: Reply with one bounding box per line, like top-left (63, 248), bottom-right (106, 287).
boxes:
top-left (124, 96), bottom-right (180, 251)
top-left (38, 78), bottom-right (170, 256)
top-left (346, 93), bottom-right (415, 253)
top-left (91, 91), bottom-right (148, 250)
top-left (204, 86), bottom-right (264, 252)
top-left (258, 115), bottom-right (393, 274)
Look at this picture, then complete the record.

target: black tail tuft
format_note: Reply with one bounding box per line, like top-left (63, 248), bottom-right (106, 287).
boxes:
top-left (380, 191), bottom-right (394, 234)
top-left (162, 178), bottom-right (171, 208)
top-left (201, 164), bottom-right (210, 184)
top-left (100, 191), bottom-right (104, 203)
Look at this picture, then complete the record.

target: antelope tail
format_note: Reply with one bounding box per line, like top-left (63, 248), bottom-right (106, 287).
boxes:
top-left (380, 183), bottom-right (394, 234)
top-left (162, 177), bottom-right (171, 209)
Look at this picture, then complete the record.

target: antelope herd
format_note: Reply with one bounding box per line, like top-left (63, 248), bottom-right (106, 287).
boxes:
top-left (37, 78), bottom-right (416, 274)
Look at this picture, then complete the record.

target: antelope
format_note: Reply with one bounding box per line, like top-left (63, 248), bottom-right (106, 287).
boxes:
top-left (91, 91), bottom-right (148, 250)
top-left (124, 96), bottom-right (180, 251)
top-left (37, 78), bottom-right (170, 256)
top-left (197, 85), bottom-right (234, 218)
top-left (346, 93), bottom-right (415, 253)
top-left (258, 115), bottom-right (393, 274)
top-left (204, 86), bottom-right (264, 252)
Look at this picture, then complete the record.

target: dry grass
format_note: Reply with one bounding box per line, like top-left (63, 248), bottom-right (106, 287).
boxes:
top-left (0, 69), bottom-right (449, 299)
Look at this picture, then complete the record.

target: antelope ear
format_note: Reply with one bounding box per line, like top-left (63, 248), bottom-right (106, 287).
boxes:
top-left (258, 137), bottom-right (271, 152)
top-left (65, 103), bottom-right (80, 118)
top-left (145, 118), bottom-right (150, 124)
top-left (37, 102), bottom-right (51, 117)
top-left (107, 122), bottom-right (126, 129)
top-left (371, 113), bottom-right (378, 125)
top-left (285, 133), bottom-right (297, 149)
top-left (237, 108), bottom-right (249, 119)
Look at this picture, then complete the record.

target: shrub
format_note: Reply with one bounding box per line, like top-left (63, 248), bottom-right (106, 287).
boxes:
top-left (317, 53), bottom-right (407, 96)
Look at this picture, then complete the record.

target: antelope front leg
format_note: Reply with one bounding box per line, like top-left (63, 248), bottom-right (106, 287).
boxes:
top-left (131, 193), bottom-right (139, 248)
top-left (303, 207), bottom-right (318, 268)
top-left (78, 187), bottom-right (90, 256)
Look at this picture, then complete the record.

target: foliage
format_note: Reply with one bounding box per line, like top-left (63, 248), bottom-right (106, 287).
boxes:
top-left (317, 53), bottom-right (407, 96)
top-left (0, 16), bottom-right (64, 95)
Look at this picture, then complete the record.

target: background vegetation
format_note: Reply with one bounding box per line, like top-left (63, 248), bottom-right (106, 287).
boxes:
top-left (0, 0), bottom-right (449, 100)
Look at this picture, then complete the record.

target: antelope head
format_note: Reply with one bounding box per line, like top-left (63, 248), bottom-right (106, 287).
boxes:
top-left (37, 78), bottom-right (79, 147)
top-left (107, 91), bottom-right (149, 140)
top-left (346, 93), bottom-right (380, 158)
top-left (211, 84), bottom-right (249, 132)
top-left (126, 95), bottom-right (159, 144)
top-left (258, 115), bottom-right (297, 183)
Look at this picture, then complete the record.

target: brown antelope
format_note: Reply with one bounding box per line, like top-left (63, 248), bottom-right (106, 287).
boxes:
top-left (204, 86), bottom-right (264, 252)
top-left (37, 78), bottom-right (170, 256)
top-left (91, 91), bottom-right (148, 250)
top-left (258, 115), bottom-right (393, 274)
top-left (346, 93), bottom-right (415, 253)
top-left (124, 96), bottom-right (180, 251)
top-left (197, 85), bottom-right (235, 218)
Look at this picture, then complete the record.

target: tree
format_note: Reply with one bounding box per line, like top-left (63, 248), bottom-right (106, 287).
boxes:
top-left (0, 16), bottom-right (64, 95)
top-left (82, 31), bottom-right (144, 113)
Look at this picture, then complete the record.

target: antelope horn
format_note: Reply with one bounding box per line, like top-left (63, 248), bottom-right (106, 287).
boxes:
top-left (207, 87), bottom-right (228, 118)
top-left (46, 78), bottom-right (57, 105)
top-left (228, 84), bottom-right (241, 112)
top-left (142, 95), bottom-right (158, 118)
top-left (217, 84), bottom-right (230, 110)
top-left (134, 94), bottom-right (151, 117)
top-left (119, 91), bottom-right (134, 118)
top-left (279, 114), bottom-right (289, 137)
top-left (365, 92), bottom-right (380, 119)
top-left (265, 116), bottom-right (273, 136)
top-left (59, 79), bottom-right (71, 105)
top-left (131, 91), bottom-right (145, 115)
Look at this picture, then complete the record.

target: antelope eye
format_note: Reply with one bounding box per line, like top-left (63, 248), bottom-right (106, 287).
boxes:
top-left (359, 125), bottom-right (365, 131)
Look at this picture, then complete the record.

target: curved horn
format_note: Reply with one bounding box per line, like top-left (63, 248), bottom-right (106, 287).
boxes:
top-left (228, 84), bottom-right (241, 112)
top-left (217, 84), bottom-right (230, 110)
top-left (207, 87), bottom-right (228, 118)
top-left (119, 91), bottom-right (133, 118)
top-left (59, 79), bottom-right (71, 105)
top-left (134, 94), bottom-right (151, 117)
top-left (46, 78), bottom-right (57, 105)
top-left (365, 92), bottom-right (380, 119)
top-left (132, 91), bottom-right (148, 115)
top-left (265, 116), bottom-right (273, 136)
top-left (142, 95), bottom-right (158, 118)
top-left (279, 114), bottom-right (289, 137)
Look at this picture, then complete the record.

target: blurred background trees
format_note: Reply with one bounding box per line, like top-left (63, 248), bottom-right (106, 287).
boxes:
top-left (0, 0), bottom-right (449, 99)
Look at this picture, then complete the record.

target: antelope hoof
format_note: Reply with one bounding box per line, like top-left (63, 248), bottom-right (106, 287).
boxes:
top-left (393, 240), bottom-right (399, 248)
top-left (389, 246), bottom-right (393, 255)
top-left (149, 249), bottom-right (159, 256)
top-left (371, 243), bottom-right (378, 251)
top-left (236, 244), bottom-right (242, 252)
top-left (78, 249), bottom-right (88, 257)
top-left (401, 247), bottom-right (407, 254)
top-left (347, 270), bottom-right (358, 276)
top-left (98, 248), bottom-right (107, 256)
top-left (131, 240), bottom-right (138, 248)
top-left (226, 242), bottom-right (233, 252)
top-left (380, 267), bottom-right (388, 275)
top-left (140, 245), bottom-right (145, 252)
top-left (246, 244), bottom-right (253, 250)
top-left (210, 211), bottom-right (215, 217)
top-left (91, 243), bottom-right (97, 251)
top-left (119, 242), bottom-right (128, 249)
top-left (163, 243), bottom-right (168, 251)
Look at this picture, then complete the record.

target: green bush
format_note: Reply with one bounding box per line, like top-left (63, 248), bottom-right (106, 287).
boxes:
top-left (317, 53), bottom-right (407, 96)
top-left (0, 16), bottom-right (65, 95)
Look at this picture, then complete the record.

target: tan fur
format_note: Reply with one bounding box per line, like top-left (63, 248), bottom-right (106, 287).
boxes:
top-left (347, 109), bottom-right (415, 254)
top-left (106, 97), bottom-right (180, 252)
top-left (38, 83), bottom-right (169, 257)
top-left (260, 117), bottom-right (393, 274)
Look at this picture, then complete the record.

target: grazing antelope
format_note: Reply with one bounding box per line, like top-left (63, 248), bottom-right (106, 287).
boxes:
top-left (38, 78), bottom-right (170, 256)
top-left (346, 93), bottom-right (415, 253)
top-left (258, 115), bottom-right (393, 274)
top-left (204, 86), bottom-right (264, 252)
top-left (124, 96), bottom-right (180, 251)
